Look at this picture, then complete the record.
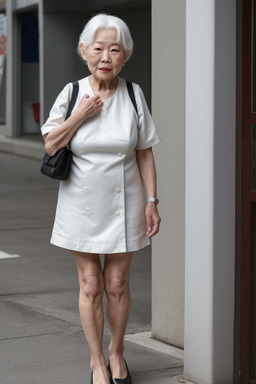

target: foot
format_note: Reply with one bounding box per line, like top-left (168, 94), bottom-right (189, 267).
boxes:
top-left (108, 356), bottom-right (129, 380)
top-left (90, 364), bottom-right (110, 384)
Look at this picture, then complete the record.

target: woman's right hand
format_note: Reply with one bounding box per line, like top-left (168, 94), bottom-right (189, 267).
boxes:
top-left (44, 94), bottom-right (103, 156)
top-left (74, 94), bottom-right (103, 120)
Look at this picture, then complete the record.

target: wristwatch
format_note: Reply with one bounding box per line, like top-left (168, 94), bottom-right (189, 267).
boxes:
top-left (147, 197), bottom-right (159, 205)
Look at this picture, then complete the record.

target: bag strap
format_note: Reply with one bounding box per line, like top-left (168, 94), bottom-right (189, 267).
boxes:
top-left (65, 81), bottom-right (79, 121)
top-left (126, 80), bottom-right (138, 114)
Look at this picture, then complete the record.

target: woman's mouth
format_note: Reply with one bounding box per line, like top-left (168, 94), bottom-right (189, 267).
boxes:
top-left (99, 67), bottom-right (111, 72)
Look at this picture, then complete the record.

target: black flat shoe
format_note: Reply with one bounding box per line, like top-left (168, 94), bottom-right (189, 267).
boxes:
top-left (108, 359), bottom-right (132, 384)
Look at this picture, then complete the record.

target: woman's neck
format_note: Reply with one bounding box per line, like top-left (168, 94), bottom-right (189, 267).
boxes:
top-left (89, 75), bottom-right (118, 100)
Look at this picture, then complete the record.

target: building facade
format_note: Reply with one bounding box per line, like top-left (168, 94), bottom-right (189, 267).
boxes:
top-left (2, 0), bottom-right (253, 383)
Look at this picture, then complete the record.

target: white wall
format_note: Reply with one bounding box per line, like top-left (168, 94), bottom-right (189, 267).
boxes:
top-left (184, 1), bottom-right (236, 383)
top-left (151, 0), bottom-right (186, 348)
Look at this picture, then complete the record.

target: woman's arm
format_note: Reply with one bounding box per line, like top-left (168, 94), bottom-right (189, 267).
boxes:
top-left (44, 94), bottom-right (103, 156)
top-left (136, 147), bottom-right (161, 238)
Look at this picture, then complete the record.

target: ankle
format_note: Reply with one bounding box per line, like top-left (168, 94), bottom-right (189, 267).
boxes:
top-left (108, 345), bottom-right (124, 359)
top-left (90, 355), bottom-right (107, 371)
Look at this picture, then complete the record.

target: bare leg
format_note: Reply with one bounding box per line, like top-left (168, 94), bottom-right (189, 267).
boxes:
top-left (73, 251), bottom-right (110, 384)
top-left (104, 252), bottom-right (133, 379)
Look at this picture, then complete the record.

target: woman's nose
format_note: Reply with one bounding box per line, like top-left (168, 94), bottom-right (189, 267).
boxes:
top-left (101, 50), bottom-right (111, 62)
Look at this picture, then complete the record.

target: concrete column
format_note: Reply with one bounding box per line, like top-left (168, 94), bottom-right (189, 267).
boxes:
top-left (184, 1), bottom-right (236, 383)
top-left (151, 0), bottom-right (186, 348)
top-left (6, 0), bottom-right (15, 137)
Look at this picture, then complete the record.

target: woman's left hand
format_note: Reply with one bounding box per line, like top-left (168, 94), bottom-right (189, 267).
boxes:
top-left (145, 202), bottom-right (161, 238)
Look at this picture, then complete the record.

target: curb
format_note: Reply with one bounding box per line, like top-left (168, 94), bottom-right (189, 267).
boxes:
top-left (0, 133), bottom-right (45, 160)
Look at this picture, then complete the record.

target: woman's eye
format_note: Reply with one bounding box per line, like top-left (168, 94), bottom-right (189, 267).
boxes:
top-left (95, 48), bottom-right (101, 51)
top-left (111, 49), bottom-right (119, 53)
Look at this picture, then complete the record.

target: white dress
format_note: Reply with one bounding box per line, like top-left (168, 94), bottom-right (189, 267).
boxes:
top-left (41, 76), bottom-right (160, 254)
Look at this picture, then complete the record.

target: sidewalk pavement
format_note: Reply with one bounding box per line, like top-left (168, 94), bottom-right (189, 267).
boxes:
top-left (0, 134), bottom-right (193, 384)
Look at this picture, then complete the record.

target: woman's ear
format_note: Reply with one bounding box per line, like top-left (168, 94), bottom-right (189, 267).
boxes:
top-left (80, 43), bottom-right (87, 61)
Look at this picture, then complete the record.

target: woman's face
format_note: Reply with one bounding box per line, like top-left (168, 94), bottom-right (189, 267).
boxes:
top-left (80, 28), bottom-right (128, 82)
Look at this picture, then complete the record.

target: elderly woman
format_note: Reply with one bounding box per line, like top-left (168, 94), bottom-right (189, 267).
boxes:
top-left (41, 14), bottom-right (160, 384)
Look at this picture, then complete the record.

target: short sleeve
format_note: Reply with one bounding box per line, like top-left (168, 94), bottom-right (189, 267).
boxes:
top-left (134, 85), bottom-right (160, 150)
top-left (41, 83), bottom-right (72, 136)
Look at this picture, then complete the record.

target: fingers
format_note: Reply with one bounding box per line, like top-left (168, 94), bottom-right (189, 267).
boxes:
top-left (145, 208), bottom-right (161, 238)
top-left (81, 94), bottom-right (102, 105)
top-left (88, 95), bottom-right (103, 108)
top-left (146, 220), bottom-right (160, 238)
top-left (88, 94), bottom-right (101, 103)
top-left (78, 94), bottom-right (103, 118)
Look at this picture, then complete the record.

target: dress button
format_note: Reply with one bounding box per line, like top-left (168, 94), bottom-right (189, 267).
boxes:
top-left (85, 207), bottom-right (90, 212)
top-left (84, 187), bottom-right (89, 191)
top-left (116, 188), bottom-right (121, 193)
top-left (117, 152), bottom-right (123, 157)
top-left (115, 211), bottom-right (121, 216)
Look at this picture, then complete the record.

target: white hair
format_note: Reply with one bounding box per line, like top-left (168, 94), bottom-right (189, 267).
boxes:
top-left (78, 14), bottom-right (133, 58)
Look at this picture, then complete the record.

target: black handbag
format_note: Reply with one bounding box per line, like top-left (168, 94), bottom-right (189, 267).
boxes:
top-left (41, 81), bottom-right (79, 180)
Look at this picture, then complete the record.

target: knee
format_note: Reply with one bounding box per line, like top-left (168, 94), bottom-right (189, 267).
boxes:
top-left (80, 273), bottom-right (104, 302)
top-left (105, 273), bottom-right (128, 302)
